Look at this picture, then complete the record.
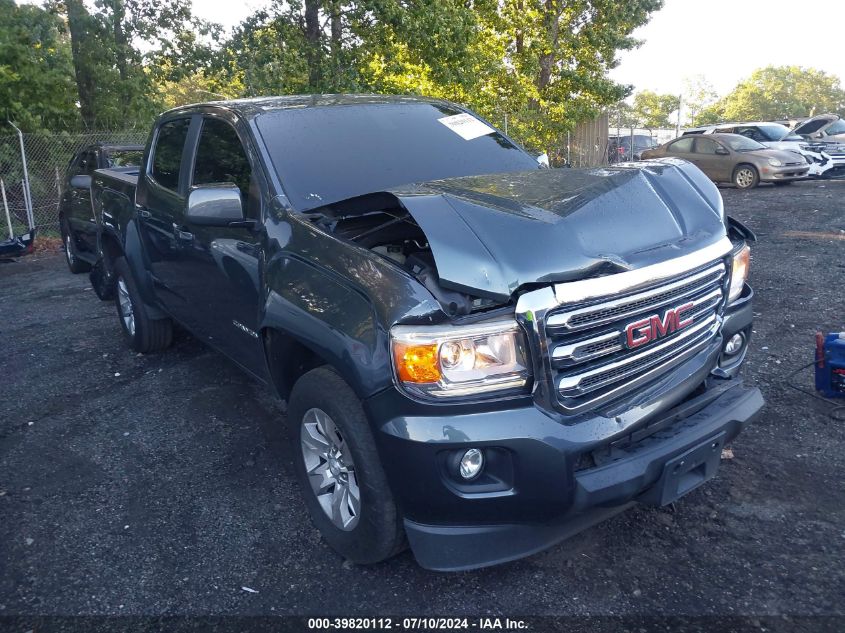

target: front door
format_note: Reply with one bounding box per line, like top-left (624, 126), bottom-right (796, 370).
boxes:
top-left (693, 137), bottom-right (730, 182)
top-left (68, 149), bottom-right (98, 253)
top-left (165, 115), bottom-right (265, 376)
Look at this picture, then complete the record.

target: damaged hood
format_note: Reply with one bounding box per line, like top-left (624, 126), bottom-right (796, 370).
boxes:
top-left (388, 158), bottom-right (728, 301)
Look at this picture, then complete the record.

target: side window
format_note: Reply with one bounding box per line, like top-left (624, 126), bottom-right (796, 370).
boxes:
top-left (151, 118), bottom-right (191, 191)
top-left (694, 138), bottom-right (720, 154)
top-left (667, 137), bottom-right (694, 154)
top-left (193, 117), bottom-right (256, 216)
top-left (76, 150), bottom-right (97, 176)
top-left (737, 127), bottom-right (764, 142)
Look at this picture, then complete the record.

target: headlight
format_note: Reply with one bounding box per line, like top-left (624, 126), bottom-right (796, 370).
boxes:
top-left (768, 158), bottom-right (782, 167)
top-left (391, 320), bottom-right (531, 399)
top-left (728, 244), bottom-right (750, 303)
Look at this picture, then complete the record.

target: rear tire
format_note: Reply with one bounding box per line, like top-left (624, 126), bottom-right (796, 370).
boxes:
top-left (61, 221), bottom-right (90, 274)
top-left (733, 164), bottom-right (759, 189)
top-left (113, 257), bottom-right (172, 353)
top-left (289, 366), bottom-right (405, 565)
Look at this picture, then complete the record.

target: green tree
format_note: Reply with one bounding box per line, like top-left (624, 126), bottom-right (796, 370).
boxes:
top-left (630, 90), bottom-right (679, 129)
top-left (224, 0), bottom-right (663, 153)
top-left (682, 74), bottom-right (717, 126)
top-left (56, 0), bottom-right (220, 129)
top-left (704, 66), bottom-right (845, 122)
top-left (0, 0), bottom-right (79, 131)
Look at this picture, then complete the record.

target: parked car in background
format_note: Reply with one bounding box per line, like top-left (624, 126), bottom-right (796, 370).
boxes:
top-left (792, 113), bottom-right (845, 143)
top-left (59, 143), bottom-right (144, 272)
top-left (607, 134), bottom-right (658, 162)
top-left (683, 122), bottom-right (845, 178)
top-left (641, 133), bottom-right (809, 189)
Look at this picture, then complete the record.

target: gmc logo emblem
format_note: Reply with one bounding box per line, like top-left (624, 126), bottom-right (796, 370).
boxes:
top-left (625, 302), bottom-right (695, 349)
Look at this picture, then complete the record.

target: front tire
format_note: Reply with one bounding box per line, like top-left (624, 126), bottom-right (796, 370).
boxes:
top-left (289, 367), bottom-right (405, 564)
top-left (61, 221), bottom-right (90, 274)
top-left (112, 257), bottom-right (172, 353)
top-left (733, 164), bottom-right (759, 189)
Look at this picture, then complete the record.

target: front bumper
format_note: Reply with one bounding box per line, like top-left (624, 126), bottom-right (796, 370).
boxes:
top-left (403, 383), bottom-right (762, 571)
top-left (760, 165), bottom-right (809, 181)
top-left (365, 286), bottom-right (761, 571)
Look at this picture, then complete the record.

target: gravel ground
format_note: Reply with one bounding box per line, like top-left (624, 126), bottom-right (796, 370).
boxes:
top-left (1, 180), bottom-right (844, 623)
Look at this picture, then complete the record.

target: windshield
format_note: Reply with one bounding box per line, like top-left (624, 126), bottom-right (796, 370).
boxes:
top-left (826, 119), bottom-right (845, 135)
top-left (106, 149), bottom-right (143, 167)
top-left (724, 135), bottom-right (766, 151)
top-left (256, 103), bottom-right (539, 210)
top-left (755, 124), bottom-right (791, 141)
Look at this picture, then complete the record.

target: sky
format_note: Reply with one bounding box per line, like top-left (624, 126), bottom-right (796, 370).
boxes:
top-left (192, 0), bottom-right (845, 99)
top-left (38, 0), bottom-right (845, 100)
top-left (608, 0), bottom-right (845, 97)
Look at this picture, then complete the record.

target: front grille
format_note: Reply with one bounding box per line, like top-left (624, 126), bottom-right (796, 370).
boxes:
top-left (543, 260), bottom-right (727, 412)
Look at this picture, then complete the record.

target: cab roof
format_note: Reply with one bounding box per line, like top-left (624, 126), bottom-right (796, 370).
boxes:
top-left (161, 94), bottom-right (452, 121)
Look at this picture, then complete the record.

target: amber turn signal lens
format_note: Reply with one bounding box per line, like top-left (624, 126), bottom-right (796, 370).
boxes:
top-left (393, 343), bottom-right (441, 383)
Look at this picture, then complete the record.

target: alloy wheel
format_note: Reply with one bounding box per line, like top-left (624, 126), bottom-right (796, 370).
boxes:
top-left (300, 407), bottom-right (361, 531)
top-left (736, 168), bottom-right (755, 188)
top-left (117, 277), bottom-right (135, 336)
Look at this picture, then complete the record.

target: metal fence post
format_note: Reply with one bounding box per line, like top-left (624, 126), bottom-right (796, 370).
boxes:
top-left (2, 178), bottom-right (12, 239)
top-left (8, 121), bottom-right (34, 231)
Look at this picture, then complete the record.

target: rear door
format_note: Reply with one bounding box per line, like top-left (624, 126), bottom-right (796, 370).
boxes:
top-left (135, 116), bottom-right (198, 322)
top-left (665, 137), bottom-right (696, 162)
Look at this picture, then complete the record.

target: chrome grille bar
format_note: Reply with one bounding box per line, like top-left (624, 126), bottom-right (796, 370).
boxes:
top-left (514, 237), bottom-right (733, 415)
top-left (558, 314), bottom-right (719, 397)
top-left (551, 287), bottom-right (723, 366)
top-left (547, 262), bottom-right (726, 333)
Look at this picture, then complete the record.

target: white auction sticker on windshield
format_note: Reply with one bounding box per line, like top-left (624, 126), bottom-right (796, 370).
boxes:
top-left (438, 113), bottom-right (496, 141)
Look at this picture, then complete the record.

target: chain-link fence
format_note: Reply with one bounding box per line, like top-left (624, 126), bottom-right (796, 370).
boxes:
top-left (0, 130), bottom-right (148, 236)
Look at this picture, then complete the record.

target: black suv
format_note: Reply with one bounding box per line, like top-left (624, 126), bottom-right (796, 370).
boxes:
top-left (607, 134), bottom-right (658, 162)
top-left (59, 143), bottom-right (143, 273)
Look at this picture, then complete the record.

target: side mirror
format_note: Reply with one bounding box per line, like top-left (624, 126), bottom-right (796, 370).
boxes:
top-left (186, 184), bottom-right (244, 227)
top-left (70, 174), bottom-right (92, 189)
top-left (715, 147), bottom-right (729, 155)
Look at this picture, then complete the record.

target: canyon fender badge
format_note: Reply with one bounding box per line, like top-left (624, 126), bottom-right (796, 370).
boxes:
top-left (233, 320), bottom-right (259, 339)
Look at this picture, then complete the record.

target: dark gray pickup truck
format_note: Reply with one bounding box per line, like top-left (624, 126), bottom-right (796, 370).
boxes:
top-left (89, 95), bottom-right (763, 571)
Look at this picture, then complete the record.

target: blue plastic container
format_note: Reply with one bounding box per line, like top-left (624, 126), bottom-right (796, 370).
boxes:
top-left (816, 332), bottom-right (845, 398)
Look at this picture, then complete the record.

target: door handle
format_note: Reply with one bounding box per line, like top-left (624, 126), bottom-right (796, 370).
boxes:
top-left (172, 223), bottom-right (194, 243)
top-left (138, 209), bottom-right (152, 220)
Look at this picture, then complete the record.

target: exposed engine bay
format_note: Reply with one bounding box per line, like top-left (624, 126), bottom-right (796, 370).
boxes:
top-left (307, 194), bottom-right (501, 316)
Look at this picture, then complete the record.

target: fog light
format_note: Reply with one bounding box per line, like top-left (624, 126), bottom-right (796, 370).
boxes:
top-left (724, 333), bottom-right (744, 356)
top-left (459, 448), bottom-right (484, 480)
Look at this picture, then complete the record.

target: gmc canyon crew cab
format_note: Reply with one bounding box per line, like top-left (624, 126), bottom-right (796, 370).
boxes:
top-left (89, 95), bottom-right (763, 571)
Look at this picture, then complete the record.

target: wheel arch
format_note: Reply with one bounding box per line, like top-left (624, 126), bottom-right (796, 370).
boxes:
top-left (258, 256), bottom-right (394, 403)
top-left (262, 328), bottom-right (329, 401)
